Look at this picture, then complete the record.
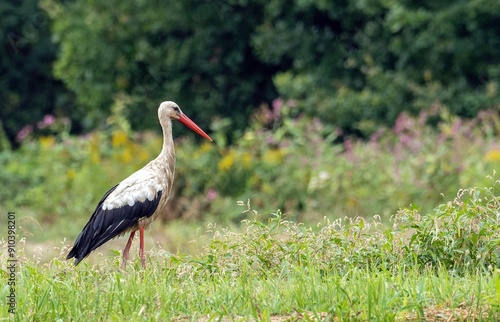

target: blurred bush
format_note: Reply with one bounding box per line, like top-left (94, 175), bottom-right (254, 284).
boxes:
top-left (0, 102), bottom-right (162, 236)
top-left (176, 102), bottom-right (500, 222)
top-left (4, 101), bottom-right (496, 229)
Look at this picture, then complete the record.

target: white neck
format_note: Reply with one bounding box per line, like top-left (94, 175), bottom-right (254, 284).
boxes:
top-left (159, 118), bottom-right (174, 157)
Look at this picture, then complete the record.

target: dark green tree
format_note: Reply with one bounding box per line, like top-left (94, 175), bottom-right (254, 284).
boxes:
top-left (0, 0), bottom-right (74, 147)
top-left (44, 0), bottom-right (278, 135)
top-left (42, 0), bottom-right (499, 137)
top-left (252, 0), bottom-right (500, 135)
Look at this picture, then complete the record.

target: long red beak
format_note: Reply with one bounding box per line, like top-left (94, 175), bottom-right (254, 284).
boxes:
top-left (178, 114), bottom-right (212, 141)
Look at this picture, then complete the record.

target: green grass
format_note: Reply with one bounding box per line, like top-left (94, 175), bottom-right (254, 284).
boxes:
top-left (2, 180), bottom-right (500, 320)
top-left (5, 258), bottom-right (500, 321)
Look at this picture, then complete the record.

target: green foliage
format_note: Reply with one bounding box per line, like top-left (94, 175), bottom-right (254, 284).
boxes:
top-left (198, 179), bottom-right (500, 277)
top-left (41, 0), bottom-right (274, 134)
top-left (399, 184), bottom-right (500, 272)
top-left (0, 111), bottom-right (163, 239)
top-left (1, 107), bottom-right (499, 229)
top-left (255, 0), bottom-right (500, 135)
top-left (175, 105), bottom-right (500, 221)
top-left (27, 0), bottom-right (500, 139)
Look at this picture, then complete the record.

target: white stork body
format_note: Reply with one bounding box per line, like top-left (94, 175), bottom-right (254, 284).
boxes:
top-left (67, 101), bottom-right (211, 269)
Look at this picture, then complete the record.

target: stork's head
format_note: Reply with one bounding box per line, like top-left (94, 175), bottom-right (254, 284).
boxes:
top-left (158, 101), bottom-right (212, 141)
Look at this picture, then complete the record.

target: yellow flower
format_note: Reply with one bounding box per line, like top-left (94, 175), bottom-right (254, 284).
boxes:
top-left (262, 183), bottom-right (274, 193)
top-left (218, 150), bottom-right (235, 171)
top-left (194, 141), bottom-right (213, 158)
top-left (240, 152), bottom-right (252, 169)
top-left (39, 136), bottom-right (55, 149)
top-left (112, 130), bottom-right (128, 147)
top-left (485, 149), bottom-right (500, 162)
top-left (121, 148), bottom-right (132, 163)
top-left (263, 148), bottom-right (283, 165)
top-left (67, 169), bottom-right (76, 180)
top-left (200, 141), bottom-right (213, 153)
top-left (90, 134), bottom-right (101, 163)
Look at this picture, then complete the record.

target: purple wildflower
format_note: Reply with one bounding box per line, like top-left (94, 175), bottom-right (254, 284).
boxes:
top-left (16, 125), bottom-right (33, 142)
top-left (207, 188), bottom-right (218, 201)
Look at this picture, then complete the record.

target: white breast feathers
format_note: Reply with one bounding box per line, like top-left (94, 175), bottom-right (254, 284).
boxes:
top-left (101, 169), bottom-right (165, 211)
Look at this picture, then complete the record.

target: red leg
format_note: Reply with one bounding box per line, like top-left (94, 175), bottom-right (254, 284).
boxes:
top-left (139, 226), bottom-right (146, 269)
top-left (122, 230), bottom-right (136, 269)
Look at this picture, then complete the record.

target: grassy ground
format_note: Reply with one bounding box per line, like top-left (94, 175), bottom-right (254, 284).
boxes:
top-left (2, 181), bottom-right (500, 321)
top-left (3, 254), bottom-right (499, 321)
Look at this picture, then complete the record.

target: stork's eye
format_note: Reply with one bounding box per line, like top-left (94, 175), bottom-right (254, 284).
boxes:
top-left (173, 106), bottom-right (180, 113)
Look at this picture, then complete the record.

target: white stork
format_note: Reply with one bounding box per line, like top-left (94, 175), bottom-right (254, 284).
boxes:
top-left (67, 101), bottom-right (212, 269)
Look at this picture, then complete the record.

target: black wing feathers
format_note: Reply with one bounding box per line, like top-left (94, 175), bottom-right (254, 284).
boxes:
top-left (67, 185), bottom-right (162, 265)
